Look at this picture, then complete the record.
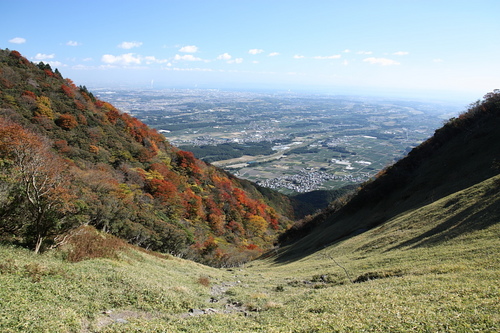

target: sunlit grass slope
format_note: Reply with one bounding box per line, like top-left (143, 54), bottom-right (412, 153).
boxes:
top-left (1, 174), bottom-right (498, 332)
top-left (240, 173), bottom-right (500, 332)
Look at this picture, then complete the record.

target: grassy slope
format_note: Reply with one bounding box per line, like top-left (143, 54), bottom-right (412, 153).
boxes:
top-left (1, 174), bottom-right (498, 332)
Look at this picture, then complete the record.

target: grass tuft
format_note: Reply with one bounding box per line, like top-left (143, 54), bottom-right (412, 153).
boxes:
top-left (197, 275), bottom-right (211, 287)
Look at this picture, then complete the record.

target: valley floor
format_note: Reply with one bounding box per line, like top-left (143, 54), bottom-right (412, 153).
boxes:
top-left (1, 175), bottom-right (499, 332)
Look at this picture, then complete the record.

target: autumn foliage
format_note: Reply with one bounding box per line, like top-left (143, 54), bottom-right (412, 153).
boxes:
top-left (0, 49), bottom-right (293, 265)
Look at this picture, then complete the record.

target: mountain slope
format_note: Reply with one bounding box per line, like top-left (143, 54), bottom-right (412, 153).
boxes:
top-left (277, 89), bottom-right (500, 260)
top-left (0, 49), bottom-right (293, 265)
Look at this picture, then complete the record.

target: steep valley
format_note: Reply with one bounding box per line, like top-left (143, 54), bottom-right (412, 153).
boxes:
top-left (0, 49), bottom-right (499, 332)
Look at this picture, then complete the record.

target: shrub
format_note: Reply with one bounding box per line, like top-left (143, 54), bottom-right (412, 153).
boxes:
top-left (58, 225), bottom-right (127, 262)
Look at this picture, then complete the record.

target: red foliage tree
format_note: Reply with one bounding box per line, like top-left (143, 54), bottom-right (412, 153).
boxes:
top-left (101, 102), bottom-right (120, 123)
top-left (53, 139), bottom-right (71, 154)
top-left (61, 84), bottom-right (75, 98)
top-left (22, 90), bottom-right (37, 100)
top-left (176, 150), bottom-right (202, 175)
top-left (9, 50), bottom-right (22, 59)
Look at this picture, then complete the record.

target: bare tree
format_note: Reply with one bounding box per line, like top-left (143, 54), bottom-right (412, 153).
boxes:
top-left (0, 118), bottom-right (74, 252)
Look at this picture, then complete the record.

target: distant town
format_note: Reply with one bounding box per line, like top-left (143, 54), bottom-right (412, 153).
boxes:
top-left (96, 88), bottom-right (457, 194)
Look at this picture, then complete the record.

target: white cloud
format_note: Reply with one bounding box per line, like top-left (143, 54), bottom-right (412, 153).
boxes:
top-left (342, 60), bottom-right (349, 66)
top-left (313, 55), bottom-right (341, 59)
top-left (179, 45), bottom-right (198, 53)
top-left (217, 53), bottom-right (232, 60)
top-left (248, 49), bottom-right (264, 55)
top-left (144, 56), bottom-right (170, 64)
top-left (47, 61), bottom-right (63, 68)
top-left (34, 53), bottom-right (55, 60)
top-left (118, 41), bottom-right (143, 49)
top-left (393, 51), bottom-right (409, 56)
top-left (363, 57), bottom-right (400, 66)
top-left (66, 40), bottom-right (81, 46)
top-left (101, 53), bottom-right (141, 65)
top-left (343, 49), bottom-right (351, 53)
top-left (268, 52), bottom-right (280, 57)
top-left (357, 51), bottom-right (373, 55)
top-left (433, 58), bottom-right (444, 63)
top-left (173, 54), bottom-right (203, 61)
top-left (83, 57), bottom-right (93, 62)
top-left (9, 37), bottom-right (26, 44)
top-left (228, 58), bottom-right (243, 64)
top-left (293, 55), bottom-right (305, 59)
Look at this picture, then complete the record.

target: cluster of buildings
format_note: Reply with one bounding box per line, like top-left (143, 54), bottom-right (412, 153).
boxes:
top-left (171, 132), bottom-right (283, 147)
top-left (257, 168), bottom-right (367, 193)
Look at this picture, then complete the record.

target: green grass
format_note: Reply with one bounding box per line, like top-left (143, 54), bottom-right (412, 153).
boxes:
top-left (1, 175), bottom-right (499, 332)
top-left (0, 247), bottom-right (226, 332)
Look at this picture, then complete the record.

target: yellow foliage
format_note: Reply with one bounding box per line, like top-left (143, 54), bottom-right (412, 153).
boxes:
top-left (35, 96), bottom-right (54, 119)
top-left (247, 215), bottom-right (269, 236)
top-left (144, 169), bottom-right (164, 180)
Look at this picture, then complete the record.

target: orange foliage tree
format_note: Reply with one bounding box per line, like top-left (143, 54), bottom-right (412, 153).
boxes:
top-left (0, 117), bottom-right (75, 252)
top-left (56, 114), bottom-right (78, 130)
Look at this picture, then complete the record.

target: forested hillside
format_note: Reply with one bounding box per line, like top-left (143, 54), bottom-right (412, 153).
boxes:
top-left (0, 49), bottom-right (294, 266)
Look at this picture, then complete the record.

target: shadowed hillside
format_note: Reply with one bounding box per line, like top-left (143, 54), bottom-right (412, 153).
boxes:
top-left (277, 89), bottom-right (500, 261)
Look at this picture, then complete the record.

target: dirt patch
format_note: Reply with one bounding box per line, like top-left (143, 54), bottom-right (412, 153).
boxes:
top-left (185, 281), bottom-right (250, 317)
top-left (81, 309), bottom-right (156, 332)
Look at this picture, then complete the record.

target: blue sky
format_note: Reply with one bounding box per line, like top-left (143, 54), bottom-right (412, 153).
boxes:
top-left (2, 0), bottom-right (499, 101)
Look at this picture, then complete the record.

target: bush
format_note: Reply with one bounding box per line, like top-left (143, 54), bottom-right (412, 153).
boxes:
top-left (57, 225), bottom-right (127, 262)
